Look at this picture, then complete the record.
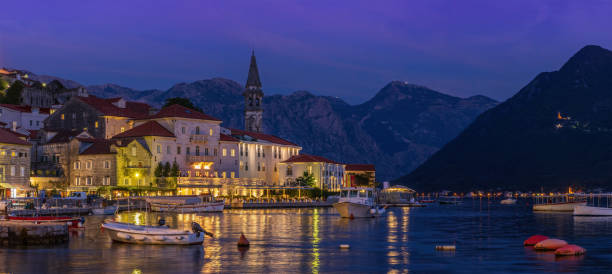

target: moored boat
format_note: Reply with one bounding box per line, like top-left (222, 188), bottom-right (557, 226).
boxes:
top-left (146, 195), bottom-right (224, 213)
top-left (533, 201), bottom-right (586, 212)
top-left (92, 206), bottom-right (117, 215)
top-left (8, 216), bottom-right (84, 229)
top-left (102, 220), bottom-right (212, 245)
top-left (438, 196), bottom-right (462, 205)
top-left (573, 205), bottom-right (612, 216)
top-left (500, 198), bottom-right (517, 205)
top-left (532, 194), bottom-right (586, 212)
top-left (333, 188), bottom-right (385, 218)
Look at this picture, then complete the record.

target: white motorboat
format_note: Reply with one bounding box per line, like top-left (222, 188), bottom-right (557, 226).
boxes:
top-left (500, 198), bottom-right (517, 205)
top-left (573, 205), bottom-right (612, 216)
top-left (333, 188), bottom-right (385, 218)
top-left (92, 206), bottom-right (117, 215)
top-left (147, 195), bottom-right (224, 213)
top-left (102, 220), bottom-right (212, 245)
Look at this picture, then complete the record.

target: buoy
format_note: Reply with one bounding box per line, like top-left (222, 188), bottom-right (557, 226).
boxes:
top-left (435, 245), bottom-right (456, 251)
top-left (534, 239), bottom-right (568, 250)
top-left (555, 244), bottom-right (586, 256)
top-left (339, 244), bottom-right (350, 249)
top-left (237, 233), bottom-right (250, 247)
top-left (524, 235), bottom-right (549, 246)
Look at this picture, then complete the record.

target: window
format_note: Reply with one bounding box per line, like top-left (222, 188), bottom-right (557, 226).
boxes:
top-left (104, 160), bottom-right (111, 169)
top-left (222, 148), bottom-right (227, 157)
top-left (86, 160), bottom-right (92, 169)
top-left (75, 176), bottom-right (80, 185)
top-left (103, 176), bottom-right (110, 185)
top-left (29, 120), bottom-right (32, 126)
top-left (245, 163), bottom-right (248, 171)
top-left (240, 145), bottom-right (243, 156)
top-left (95, 121), bottom-right (99, 128)
top-left (196, 126), bottom-right (200, 134)
top-left (195, 146), bottom-right (200, 156)
top-left (157, 145), bottom-right (161, 153)
top-left (286, 165), bottom-right (292, 176)
top-left (222, 171), bottom-right (226, 178)
top-left (209, 128), bottom-right (213, 136)
top-left (36, 121), bottom-right (39, 126)
top-left (121, 127), bottom-right (125, 133)
top-left (181, 127), bottom-right (185, 134)
top-left (204, 148), bottom-right (209, 156)
top-left (231, 149), bottom-right (235, 157)
top-left (177, 146), bottom-right (181, 155)
top-left (186, 147), bottom-right (190, 155)
top-left (167, 146), bottom-right (171, 154)
top-left (20, 166), bottom-right (24, 176)
top-left (61, 114), bottom-right (65, 120)
top-left (131, 146), bottom-right (137, 156)
top-left (124, 178), bottom-right (129, 185)
top-left (72, 113), bottom-right (76, 119)
top-left (214, 148), bottom-right (217, 156)
top-left (262, 162), bottom-right (265, 171)
top-left (74, 161), bottom-right (80, 169)
top-left (86, 177), bottom-right (92, 185)
top-left (274, 164), bottom-right (277, 172)
top-left (257, 162), bottom-right (261, 171)
top-left (11, 151), bottom-right (15, 157)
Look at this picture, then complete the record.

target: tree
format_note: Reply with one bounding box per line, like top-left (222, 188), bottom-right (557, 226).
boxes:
top-left (163, 162), bottom-right (171, 177)
top-left (154, 162), bottom-right (164, 177)
top-left (1, 80), bottom-right (24, 104)
top-left (170, 161), bottom-right (180, 177)
top-left (296, 171), bottom-right (315, 187)
top-left (163, 97), bottom-right (203, 112)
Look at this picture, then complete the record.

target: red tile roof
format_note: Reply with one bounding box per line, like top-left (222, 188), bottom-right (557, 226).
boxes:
top-left (112, 121), bottom-right (175, 138)
top-left (47, 130), bottom-right (82, 144)
top-left (0, 128), bottom-right (31, 146)
top-left (80, 140), bottom-right (115, 155)
top-left (220, 133), bottom-right (239, 142)
top-left (281, 154), bottom-right (340, 164)
top-left (146, 104), bottom-right (221, 121)
top-left (0, 104), bottom-right (51, 114)
top-left (76, 96), bottom-right (150, 119)
top-left (230, 128), bottom-right (298, 146)
top-left (345, 164), bottom-right (375, 171)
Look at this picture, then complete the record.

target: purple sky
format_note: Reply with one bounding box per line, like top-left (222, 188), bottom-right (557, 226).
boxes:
top-left (1, 1), bottom-right (611, 104)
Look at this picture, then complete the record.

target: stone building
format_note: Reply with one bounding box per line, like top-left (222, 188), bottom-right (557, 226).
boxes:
top-left (69, 140), bottom-right (116, 192)
top-left (0, 128), bottom-right (32, 198)
top-left (278, 154), bottom-right (345, 191)
top-left (344, 164), bottom-right (376, 187)
top-left (44, 95), bottom-right (151, 139)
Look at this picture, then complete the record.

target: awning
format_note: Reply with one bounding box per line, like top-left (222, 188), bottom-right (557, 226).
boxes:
top-left (0, 183), bottom-right (35, 191)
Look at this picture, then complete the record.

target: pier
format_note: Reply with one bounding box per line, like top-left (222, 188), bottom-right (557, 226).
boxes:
top-left (0, 220), bottom-right (69, 246)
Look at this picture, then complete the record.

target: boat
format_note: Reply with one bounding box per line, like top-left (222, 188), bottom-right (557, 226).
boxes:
top-left (500, 198), bottom-right (517, 205)
top-left (102, 220), bottom-right (212, 245)
top-left (333, 187), bottom-right (385, 218)
top-left (147, 196), bottom-right (224, 213)
top-left (8, 215), bottom-right (84, 229)
top-left (532, 194), bottom-right (586, 212)
top-left (92, 206), bottom-right (117, 215)
top-left (438, 196), bottom-right (462, 205)
top-left (573, 205), bottom-right (612, 216)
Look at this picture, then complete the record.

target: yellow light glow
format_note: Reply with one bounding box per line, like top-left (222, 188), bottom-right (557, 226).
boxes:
top-left (135, 173), bottom-right (140, 178)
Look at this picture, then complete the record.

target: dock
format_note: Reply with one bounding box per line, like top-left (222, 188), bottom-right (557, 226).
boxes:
top-left (0, 220), bottom-right (69, 245)
top-left (10, 208), bottom-right (91, 216)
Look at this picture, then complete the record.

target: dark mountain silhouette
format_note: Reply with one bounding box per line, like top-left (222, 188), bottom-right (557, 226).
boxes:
top-left (88, 80), bottom-right (496, 180)
top-left (395, 45), bottom-right (612, 192)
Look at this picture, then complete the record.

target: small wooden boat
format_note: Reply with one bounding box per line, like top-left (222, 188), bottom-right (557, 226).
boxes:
top-left (102, 220), bottom-right (212, 245)
top-left (92, 206), bottom-right (117, 215)
top-left (8, 216), bottom-right (84, 229)
top-left (573, 205), bottom-right (612, 216)
top-left (500, 198), bottom-right (517, 205)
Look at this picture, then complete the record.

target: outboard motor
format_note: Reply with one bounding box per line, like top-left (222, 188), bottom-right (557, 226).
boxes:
top-left (192, 222), bottom-right (214, 238)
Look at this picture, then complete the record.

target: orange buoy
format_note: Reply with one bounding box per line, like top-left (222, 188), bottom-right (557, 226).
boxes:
top-left (524, 235), bottom-right (548, 246)
top-left (534, 239), bottom-right (568, 250)
top-left (237, 233), bottom-right (250, 247)
top-left (555, 244), bottom-right (586, 256)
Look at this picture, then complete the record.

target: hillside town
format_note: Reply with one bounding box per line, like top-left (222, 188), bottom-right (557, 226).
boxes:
top-left (0, 54), bottom-right (376, 199)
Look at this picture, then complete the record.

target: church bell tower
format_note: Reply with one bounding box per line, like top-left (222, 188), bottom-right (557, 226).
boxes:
top-left (243, 51), bottom-right (264, 133)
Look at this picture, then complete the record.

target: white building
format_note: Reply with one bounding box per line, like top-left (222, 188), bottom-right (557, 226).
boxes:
top-left (0, 104), bottom-right (50, 131)
top-left (278, 154), bottom-right (345, 191)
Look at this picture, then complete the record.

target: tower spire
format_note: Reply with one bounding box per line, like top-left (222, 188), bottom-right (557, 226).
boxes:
top-left (246, 50), bottom-right (262, 89)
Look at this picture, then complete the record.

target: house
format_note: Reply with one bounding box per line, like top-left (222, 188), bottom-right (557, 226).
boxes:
top-left (70, 139), bottom-right (116, 192)
top-left (44, 95), bottom-right (152, 139)
top-left (278, 154), bottom-right (345, 191)
top-left (0, 127), bottom-right (32, 198)
top-left (0, 104), bottom-right (51, 131)
top-left (344, 164), bottom-right (376, 187)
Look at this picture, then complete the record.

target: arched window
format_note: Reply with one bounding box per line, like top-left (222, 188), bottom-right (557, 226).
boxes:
top-left (195, 146), bottom-right (200, 156)
top-left (195, 126), bottom-right (200, 134)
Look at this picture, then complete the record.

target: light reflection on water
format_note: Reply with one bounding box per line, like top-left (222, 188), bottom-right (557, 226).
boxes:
top-left (0, 202), bottom-right (610, 273)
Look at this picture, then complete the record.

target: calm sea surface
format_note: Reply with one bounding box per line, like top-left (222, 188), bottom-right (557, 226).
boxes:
top-left (1, 199), bottom-right (611, 273)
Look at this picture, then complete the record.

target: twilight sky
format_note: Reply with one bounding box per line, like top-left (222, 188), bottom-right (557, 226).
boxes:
top-left (1, 0), bottom-right (611, 104)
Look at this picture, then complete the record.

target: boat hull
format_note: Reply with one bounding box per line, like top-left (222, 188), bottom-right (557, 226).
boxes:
top-left (102, 222), bottom-right (204, 245)
top-left (573, 205), bottom-right (612, 216)
top-left (150, 202), bottom-right (224, 213)
top-left (533, 202), bottom-right (586, 212)
top-left (92, 206), bottom-right (117, 215)
top-left (333, 202), bottom-right (373, 218)
top-left (500, 199), bottom-right (517, 205)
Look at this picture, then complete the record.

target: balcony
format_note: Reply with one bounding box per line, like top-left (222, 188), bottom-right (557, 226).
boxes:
top-left (190, 134), bottom-right (208, 144)
top-left (186, 155), bottom-right (216, 163)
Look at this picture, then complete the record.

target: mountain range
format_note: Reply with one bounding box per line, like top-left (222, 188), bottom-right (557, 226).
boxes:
top-left (395, 45), bottom-right (612, 192)
top-left (84, 80), bottom-right (497, 181)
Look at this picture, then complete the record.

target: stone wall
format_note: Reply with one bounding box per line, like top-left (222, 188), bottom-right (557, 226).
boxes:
top-left (0, 221), bottom-right (68, 245)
